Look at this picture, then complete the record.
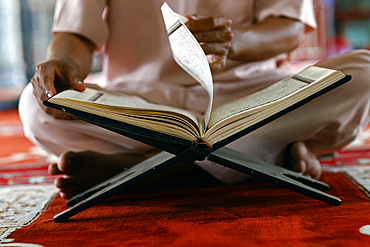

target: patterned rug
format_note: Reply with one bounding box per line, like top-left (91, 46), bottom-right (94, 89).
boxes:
top-left (0, 109), bottom-right (370, 246)
top-left (0, 109), bottom-right (58, 245)
top-left (320, 127), bottom-right (370, 195)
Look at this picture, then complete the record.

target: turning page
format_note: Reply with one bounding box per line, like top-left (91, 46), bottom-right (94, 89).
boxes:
top-left (161, 2), bottom-right (213, 133)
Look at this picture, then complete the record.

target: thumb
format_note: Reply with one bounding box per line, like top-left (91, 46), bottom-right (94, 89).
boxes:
top-left (64, 64), bottom-right (86, 92)
top-left (71, 78), bottom-right (86, 92)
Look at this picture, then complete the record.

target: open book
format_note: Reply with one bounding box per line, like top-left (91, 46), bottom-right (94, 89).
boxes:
top-left (44, 3), bottom-right (351, 152)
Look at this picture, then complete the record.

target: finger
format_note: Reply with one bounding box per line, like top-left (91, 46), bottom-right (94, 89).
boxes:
top-left (192, 27), bottom-right (233, 42)
top-left (209, 55), bottom-right (227, 73)
top-left (32, 59), bottom-right (84, 119)
top-left (45, 107), bottom-right (74, 120)
top-left (50, 63), bottom-right (86, 93)
top-left (186, 16), bottom-right (231, 31)
top-left (71, 79), bottom-right (86, 92)
top-left (201, 42), bottom-right (231, 56)
top-left (31, 73), bottom-right (67, 119)
top-left (32, 77), bottom-right (75, 120)
top-left (184, 14), bottom-right (195, 21)
top-left (34, 64), bottom-right (57, 99)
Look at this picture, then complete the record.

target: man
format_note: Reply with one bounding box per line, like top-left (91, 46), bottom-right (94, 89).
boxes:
top-left (19, 0), bottom-right (370, 198)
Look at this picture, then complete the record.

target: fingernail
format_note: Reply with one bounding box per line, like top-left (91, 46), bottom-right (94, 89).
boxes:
top-left (46, 91), bottom-right (52, 98)
top-left (185, 14), bottom-right (194, 20)
top-left (76, 80), bottom-right (86, 90)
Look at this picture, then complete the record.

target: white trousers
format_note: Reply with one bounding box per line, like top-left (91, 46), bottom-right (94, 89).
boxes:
top-left (19, 50), bottom-right (370, 184)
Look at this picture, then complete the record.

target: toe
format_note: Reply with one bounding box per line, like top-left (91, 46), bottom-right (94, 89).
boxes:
top-left (292, 160), bottom-right (306, 174)
top-left (303, 157), bottom-right (322, 179)
top-left (59, 191), bottom-right (75, 199)
top-left (58, 151), bottom-right (83, 174)
top-left (48, 163), bottom-right (63, 175)
top-left (54, 176), bottom-right (77, 189)
top-left (290, 142), bottom-right (308, 161)
top-left (291, 141), bottom-right (322, 179)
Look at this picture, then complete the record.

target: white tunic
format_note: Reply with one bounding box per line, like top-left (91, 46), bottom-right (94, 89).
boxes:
top-left (51, 0), bottom-right (316, 112)
top-left (19, 0), bottom-right (370, 183)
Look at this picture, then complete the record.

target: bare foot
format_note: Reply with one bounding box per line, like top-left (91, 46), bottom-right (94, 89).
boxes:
top-left (277, 141), bottom-right (322, 179)
top-left (48, 150), bottom-right (148, 198)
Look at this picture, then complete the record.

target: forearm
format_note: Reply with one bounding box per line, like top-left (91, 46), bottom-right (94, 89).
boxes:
top-left (46, 33), bottom-right (95, 78)
top-left (229, 17), bottom-right (305, 62)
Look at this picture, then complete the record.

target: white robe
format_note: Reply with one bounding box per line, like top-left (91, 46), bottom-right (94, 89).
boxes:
top-left (19, 0), bottom-right (370, 183)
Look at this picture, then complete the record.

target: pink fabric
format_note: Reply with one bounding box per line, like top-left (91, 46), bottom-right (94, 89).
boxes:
top-left (19, 50), bottom-right (370, 184)
top-left (51, 0), bottom-right (317, 110)
top-left (255, 0), bottom-right (317, 31)
top-left (53, 0), bottom-right (108, 48)
top-left (18, 1), bottom-right (370, 184)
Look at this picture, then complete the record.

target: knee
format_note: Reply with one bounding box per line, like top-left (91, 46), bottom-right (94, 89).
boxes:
top-left (18, 83), bottom-right (46, 143)
top-left (19, 83), bottom-right (34, 129)
top-left (324, 49), bottom-right (370, 95)
top-left (346, 49), bottom-right (370, 94)
top-left (337, 49), bottom-right (370, 76)
top-left (345, 49), bottom-right (370, 63)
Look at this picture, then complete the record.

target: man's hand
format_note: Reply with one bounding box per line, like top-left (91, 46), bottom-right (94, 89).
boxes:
top-left (31, 33), bottom-right (95, 120)
top-left (31, 57), bottom-right (86, 120)
top-left (186, 15), bottom-right (233, 73)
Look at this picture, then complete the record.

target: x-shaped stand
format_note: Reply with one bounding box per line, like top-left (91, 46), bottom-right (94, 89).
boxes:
top-left (54, 146), bottom-right (340, 223)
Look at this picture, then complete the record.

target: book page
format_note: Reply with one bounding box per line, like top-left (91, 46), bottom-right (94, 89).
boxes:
top-left (52, 88), bottom-right (200, 126)
top-left (208, 66), bottom-right (336, 128)
top-left (208, 77), bottom-right (307, 128)
top-left (161, 3), bottom-right (213, 133)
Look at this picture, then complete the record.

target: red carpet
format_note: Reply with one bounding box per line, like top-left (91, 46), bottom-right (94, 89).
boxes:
top-left (1, 109), bottom-right (370, 246)
top-left (0, 109), bottom-right (54, 185)
top-left (8, 173), bottom-right (370, 246)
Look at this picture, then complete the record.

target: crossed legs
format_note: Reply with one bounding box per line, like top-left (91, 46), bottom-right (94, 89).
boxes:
top-left (19, 50), bottom-right (370, 197)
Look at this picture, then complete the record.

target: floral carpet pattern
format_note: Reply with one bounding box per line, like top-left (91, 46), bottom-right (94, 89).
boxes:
top-left (0, 110), bottom-right (58, 246)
